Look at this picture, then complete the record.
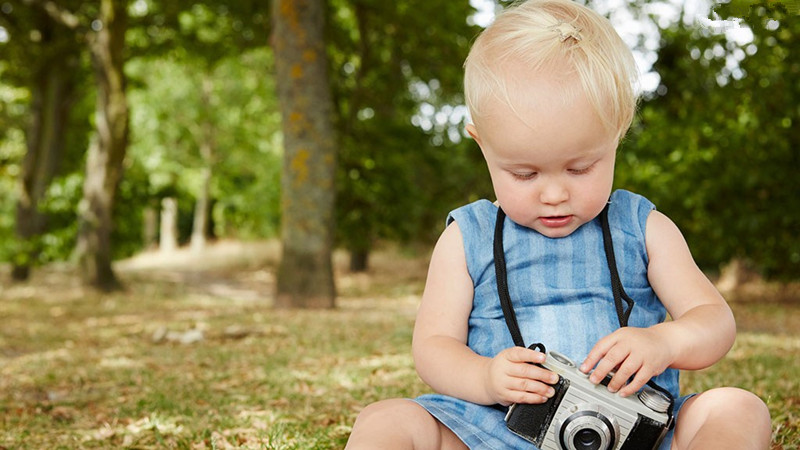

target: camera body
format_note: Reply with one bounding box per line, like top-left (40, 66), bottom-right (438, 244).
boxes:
top-left (505, 350), bottom-right (672, 450)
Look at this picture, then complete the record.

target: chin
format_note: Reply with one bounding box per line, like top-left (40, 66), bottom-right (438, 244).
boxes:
top-left (537, 227), bottom-right (578, 239)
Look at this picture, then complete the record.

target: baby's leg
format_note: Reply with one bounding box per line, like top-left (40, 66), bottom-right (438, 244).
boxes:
top-left (671, 387), bottom-right (771, 449)
top-left (345, 399), bottom-right (467, 450)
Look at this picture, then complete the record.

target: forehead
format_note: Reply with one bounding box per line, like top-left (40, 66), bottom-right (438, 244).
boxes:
top-left (474, 68), bottom-right (617, 159)
top-left (477, 66), bottom-right (586, 131)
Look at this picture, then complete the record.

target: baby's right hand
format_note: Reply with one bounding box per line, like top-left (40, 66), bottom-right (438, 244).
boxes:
top-left (483, 346), bottom-right (560, 406)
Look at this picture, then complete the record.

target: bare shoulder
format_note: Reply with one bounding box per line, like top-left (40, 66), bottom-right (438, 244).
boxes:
top-left (645, 210), bottom-right (727, 317)
top-left (425, 220), bottom-right (472, 299)
top-left (435, 219), bottom-right (467, 258)
top-left (414, 220), bottom-right (474, 342)
top-left (644, 210), bottom-right (689, 255)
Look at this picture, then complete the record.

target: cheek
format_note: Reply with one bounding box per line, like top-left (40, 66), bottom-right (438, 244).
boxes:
top-left (576, 174), bottom-right (614, 211)
top-left (489, 172), bottom-right (515, 198)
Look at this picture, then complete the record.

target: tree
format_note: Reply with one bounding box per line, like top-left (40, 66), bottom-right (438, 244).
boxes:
top-left (125, 48), bottom-right (282, 248)
top-left (327, 0), bottom-right (482, 271)
top-left (272, 0), bottom-right (337, 308)
top-left (73, 0), bottom-right (129, 290)
top-left (121, 1), bottom-right (275, 254)
top-left (10, 0), bottom-right (130, 290)
top-left (1, 2), bottom-right (84, 281)
top-left (617, 1), bottom-right (799, 279)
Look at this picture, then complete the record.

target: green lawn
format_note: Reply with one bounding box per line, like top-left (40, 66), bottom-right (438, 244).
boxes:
top-left (1, 246), bottom-right (798, 449)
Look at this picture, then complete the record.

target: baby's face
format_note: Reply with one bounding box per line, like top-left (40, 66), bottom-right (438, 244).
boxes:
top-left (467, 74), bottom-right (618, 238)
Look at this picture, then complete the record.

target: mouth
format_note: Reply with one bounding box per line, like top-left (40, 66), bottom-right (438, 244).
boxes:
top-left (539, 215), bottom-right (573, 228)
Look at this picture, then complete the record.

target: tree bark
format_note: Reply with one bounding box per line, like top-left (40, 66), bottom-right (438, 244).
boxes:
top-left (349, 249), bottom-right (369, 273)
top-left (159, 197), bottom-right (179, 253)
top-left (74, 0), bottom-right (129, 291)
top-left (142, 205), bottom-right (158, 250)
top-left (272, 0), bottom-right (337, 308)
top-left (190, 165), bottom-right (212, 253)
top-left (13, 33), bottom-right (76, 281)
top-left (190, 76), bottom-right (215, 253)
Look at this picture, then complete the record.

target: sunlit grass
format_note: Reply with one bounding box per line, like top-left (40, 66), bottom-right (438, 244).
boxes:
top-left (0, 245), bottom-right (798, 449)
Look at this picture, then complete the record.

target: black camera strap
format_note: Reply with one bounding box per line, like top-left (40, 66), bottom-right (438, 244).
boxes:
top-left (493, 202), bottom-right (675, 423)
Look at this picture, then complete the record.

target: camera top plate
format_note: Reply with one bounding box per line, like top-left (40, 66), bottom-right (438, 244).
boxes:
top-left (541, 351), bottom-right (671, 423)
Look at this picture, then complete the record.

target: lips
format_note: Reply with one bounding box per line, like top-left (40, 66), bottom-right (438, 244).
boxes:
top-left (539, 215), bottom-right (573, 228)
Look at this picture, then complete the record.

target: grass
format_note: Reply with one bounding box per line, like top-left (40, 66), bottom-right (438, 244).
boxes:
top-left (1, 241), bottom-right (798, 449)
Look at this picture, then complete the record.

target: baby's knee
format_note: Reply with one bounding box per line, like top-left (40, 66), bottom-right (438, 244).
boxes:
top-left (686, 387), bottom-right (771, 432)
top-left (355, 399), bottom-right (407, 424)
top-left (353, 399), bottom-right (437, 432)
top-left (705, 387), bottom-right (769, 418)
top-left (348, 399), bottom-right (446, 449)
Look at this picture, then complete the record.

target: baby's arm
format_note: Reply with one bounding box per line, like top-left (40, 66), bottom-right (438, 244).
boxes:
top-left (581, 210), bottom-right (736, 397)
top-left (412, 221), bottom-right (558, 406)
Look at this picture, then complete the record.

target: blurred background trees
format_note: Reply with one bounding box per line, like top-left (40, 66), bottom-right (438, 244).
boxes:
top-left (616, 0), bottom-right (799, 280)
top-left (0, 0), bottom-right (797, 301)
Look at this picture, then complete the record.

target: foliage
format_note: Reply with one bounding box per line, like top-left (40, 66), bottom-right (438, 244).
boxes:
top-left (0, 249), bottom-right (797, 448)
top-left (127, 47), bottom-right (282, 242)
top-left (0, 1), bottom-right (279, 266)
top-left (0, 0), bottom-right (94, 267)
top-left (0, 83), bottom-right (27, 262)
top-left (122, 0), bottom-right (279, 246)
top-left (126, 0), bottom-right (269, 61)
top-left (0, 0), bottom-right (798, 281)
top-left (328, 0), bottom-right (491, 260)
top-left (617, 1), bottom-right (799, 279)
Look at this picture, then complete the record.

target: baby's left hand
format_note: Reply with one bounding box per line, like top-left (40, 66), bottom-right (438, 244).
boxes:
top-left (580, 326), bottom-right (674, 397)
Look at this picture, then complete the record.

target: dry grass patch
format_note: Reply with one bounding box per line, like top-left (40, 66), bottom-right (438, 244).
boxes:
top-left (0, 241), bottom-right (798, 449)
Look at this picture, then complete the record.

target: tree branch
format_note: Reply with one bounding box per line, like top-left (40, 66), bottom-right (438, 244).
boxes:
top-left (21, 0), bottom-right (83, 30)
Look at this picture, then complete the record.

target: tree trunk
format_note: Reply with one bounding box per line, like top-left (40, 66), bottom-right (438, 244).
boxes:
top-left (190, 165), bottom-right (211, 253)
top-left (349, 249), bottom-right (369, 273)
top-left (159, 197), bottom-right (179, 253)
top-left (272, 0), bottom-right (337, 308)
top-left (190, 77), bottom-right (215, 253)
top-left (12, 16), bottom-right (76, 281)
top-left (142, 205), bottom-right (158, 250)
top-left (75, 0), bottom-right (129, 291)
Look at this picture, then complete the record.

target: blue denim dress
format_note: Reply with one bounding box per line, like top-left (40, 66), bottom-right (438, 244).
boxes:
top-left (414, 190), bottom-right (690, 449)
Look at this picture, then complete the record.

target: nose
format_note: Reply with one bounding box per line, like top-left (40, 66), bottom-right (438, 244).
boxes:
top-left (539, 179), bottom-right (569, 205)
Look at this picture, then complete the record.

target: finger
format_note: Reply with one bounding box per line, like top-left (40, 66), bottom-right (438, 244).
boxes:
top-left (588, 354), bottom-right (623, 385)
top-left (499, 390), bottom-right (552, 406)
top-left (496, 376), bottom-right (556, 406)
top-left (580, 335), bottom-right (616, 373)
top-left (513, 376), bottom-right (557, 398)
top-left (505, 346), bottom-right (547, 365)
top-left (606, 358), bottom-right (641, 393)
top-left (511, 363), bottom-right (560, 386)
top-left (617, 368), bottom-right (653, 398)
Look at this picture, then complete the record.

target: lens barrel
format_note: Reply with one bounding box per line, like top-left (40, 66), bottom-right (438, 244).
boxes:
top-left (558, 408), bottom-right (617, 450)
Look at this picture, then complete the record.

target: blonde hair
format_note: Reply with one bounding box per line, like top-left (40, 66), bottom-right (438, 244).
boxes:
top-left (464, 0), bottom-right (639, 138)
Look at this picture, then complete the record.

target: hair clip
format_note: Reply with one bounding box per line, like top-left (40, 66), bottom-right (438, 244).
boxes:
top-left (551, 21), bottom-right (583, 42)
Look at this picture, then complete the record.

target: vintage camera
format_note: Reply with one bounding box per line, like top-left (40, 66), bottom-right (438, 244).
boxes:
top-left (505, 350), bottom-right (673, 450)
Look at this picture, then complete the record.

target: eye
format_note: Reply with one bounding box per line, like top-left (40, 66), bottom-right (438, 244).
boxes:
top-left (510, 171), bottom-right (538, 181)
top-left (568, 163), bottom-right (595, 175)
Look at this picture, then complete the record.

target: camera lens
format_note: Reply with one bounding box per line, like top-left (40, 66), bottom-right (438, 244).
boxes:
top-left (557, 406), bottom-right (618, 450)
top-left (573, 429), bottom-right (602, 450)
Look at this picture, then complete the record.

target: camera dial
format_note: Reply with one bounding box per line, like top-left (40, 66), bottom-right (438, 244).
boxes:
top-left (554, 403), bottom-right (619, 450)
top-left (638, 386), bottom-right (671, 413)
top-left (549, 351), bottom-right (576, 367)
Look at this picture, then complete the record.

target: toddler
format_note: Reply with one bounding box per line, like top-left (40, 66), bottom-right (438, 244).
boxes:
top-left (346, 0), bottom-right (771, 448)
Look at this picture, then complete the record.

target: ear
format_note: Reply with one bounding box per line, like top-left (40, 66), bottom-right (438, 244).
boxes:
top-left (465, 123), bottom-right (482, 147)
